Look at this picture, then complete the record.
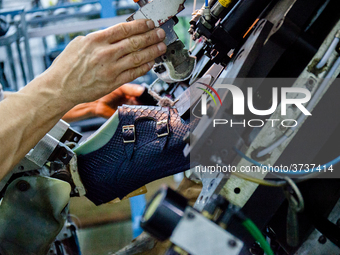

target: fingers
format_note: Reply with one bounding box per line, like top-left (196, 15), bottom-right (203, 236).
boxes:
top-left (115, 62), bottom-right (154, 85)
top-left (105, 19), bottom-right (155, 44)
top-left (115, 42), bottom-right (166, 73)
top-left (115, 28), bottom-right (166, 59)
top-left (119, 84), bottom-right (145, 97)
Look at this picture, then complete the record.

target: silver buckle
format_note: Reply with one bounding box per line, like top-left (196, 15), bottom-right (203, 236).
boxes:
top-left (122, 125), bottom-right (135, 143)
top-left (156, 119), bottom-right (169, 137)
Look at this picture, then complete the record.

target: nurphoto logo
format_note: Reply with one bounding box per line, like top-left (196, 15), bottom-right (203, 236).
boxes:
top-left (198, 83), bottom-right (312, 116)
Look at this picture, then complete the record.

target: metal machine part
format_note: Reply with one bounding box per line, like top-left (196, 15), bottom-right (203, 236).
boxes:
top-left (185, 0), bottom-right (340, 209)
top-left (141, 186), bottom-right (243, 255)
top-left (179, 0), bottom-right (340, 253)
top-left (153, 40), bottom-right (197, 83)
top-left (0, 176), bottom-right (71, 255)
top-left (49, 220), bottom-right (82, 255)
top-left (127, 0), bottom-right (185, 27)
top-left (0, 119), bottom-right (84, 255)
top-left (170, 207), bottom-right (243, 255)
top-left (190, 0), bottom-right (273, 65)
top-left (0, 119), bottom-right (84, 197)
top-left (140, 185), bottom-right (188, 241)
top-left (295, 198), bottom-right (340, 254)
top-left (128, 0), bottom-right (196, 83)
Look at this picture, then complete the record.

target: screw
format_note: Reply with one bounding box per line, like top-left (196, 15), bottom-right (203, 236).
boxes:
top-left (208, 179), bottom-right (215, 191)
top-left (318, 235), bottom-right (327, 244)
top-left (16, 180), bottom-right (30, 192)
top-left (228, 239), bottom-right (237, 248)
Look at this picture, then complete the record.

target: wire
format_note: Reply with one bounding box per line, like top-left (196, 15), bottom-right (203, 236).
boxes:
top-left (316, 37), bottom-right (340, 69)
top-left (257, 135), bottom-right (287, 158)
top-left (257, 56), bottom-right (340, 158)
top-left (284, 177), bottom-right (304, 212)
top-left (242, 218), bottom-right (274, 255)
top-left (231, 171), bottom-right (286, 187)
top-left (235, 147), bottom-right (340, 176)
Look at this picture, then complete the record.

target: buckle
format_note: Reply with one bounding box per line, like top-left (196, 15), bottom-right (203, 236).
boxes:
top-left (122, 125), bottom-right (135, 143)
top-left (156, 119), bottom-right (169, 138)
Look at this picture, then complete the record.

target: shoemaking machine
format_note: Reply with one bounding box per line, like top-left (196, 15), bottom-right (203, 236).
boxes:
top-left (130, 0), bottom-right (340, 254)
top-left (1, 0), bottom-right (340, 254)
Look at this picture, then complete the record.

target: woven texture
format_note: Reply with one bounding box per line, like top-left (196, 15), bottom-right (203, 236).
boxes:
top-left (77, 105), bottom-right (195, 205)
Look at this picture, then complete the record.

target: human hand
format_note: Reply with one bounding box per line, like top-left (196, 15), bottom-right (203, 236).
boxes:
top-left (93, 83), bottom-right (145, 118)
top-left (45, 19), bottom-right (166, 109)
top-left (62, 84), bottom-right (145, 122)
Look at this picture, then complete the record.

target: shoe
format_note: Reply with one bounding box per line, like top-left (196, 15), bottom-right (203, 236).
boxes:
top-left (75, 105), bottom-right (196, 205)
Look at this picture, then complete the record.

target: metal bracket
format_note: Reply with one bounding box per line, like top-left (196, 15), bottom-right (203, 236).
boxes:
top-left (68, 156), bottom-right (86, 197)
top-left (127, 0), bottom-right (186, 27)
top-left (170, 207), bottom-right (243, 255)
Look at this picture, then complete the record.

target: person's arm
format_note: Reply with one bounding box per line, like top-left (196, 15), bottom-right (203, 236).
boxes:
top-left (0, 19), bottom-right (166, 181)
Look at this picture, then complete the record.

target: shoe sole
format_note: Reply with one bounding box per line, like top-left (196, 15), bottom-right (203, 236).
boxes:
top-left (73, 112), bottom-right (119, 155)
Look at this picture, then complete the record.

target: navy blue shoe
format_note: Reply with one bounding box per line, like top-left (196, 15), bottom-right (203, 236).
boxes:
top-left (75, 105), bottom-right (195, 205)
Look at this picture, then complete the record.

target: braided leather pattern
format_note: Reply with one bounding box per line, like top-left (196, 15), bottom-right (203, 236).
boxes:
top-left (77, 105), bottom-right (196, 205)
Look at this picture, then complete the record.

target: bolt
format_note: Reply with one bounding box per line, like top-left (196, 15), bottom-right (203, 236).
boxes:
top-left (16, 180), bottom-right (30, 192)
top-left (228, 239), bottom-right (237, 248)
top-left (318, 235), bottom-right (327, 244)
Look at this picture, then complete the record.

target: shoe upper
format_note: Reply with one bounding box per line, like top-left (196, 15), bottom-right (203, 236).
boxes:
top-left (77, 105), bottom-right (196, 205)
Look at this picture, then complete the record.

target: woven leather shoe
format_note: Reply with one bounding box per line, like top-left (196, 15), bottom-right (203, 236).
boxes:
top-left (75, 105), bottom-right (195, 205)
